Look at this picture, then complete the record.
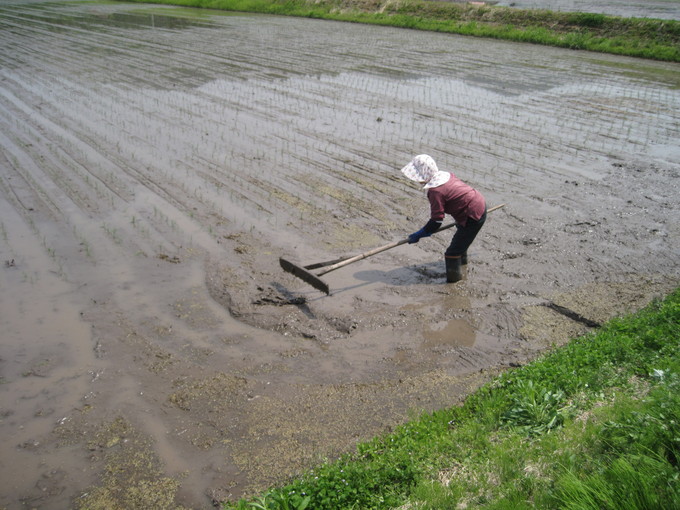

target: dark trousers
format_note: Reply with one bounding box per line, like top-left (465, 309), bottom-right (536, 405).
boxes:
top-left (445, 209), bottom-right (487, 257)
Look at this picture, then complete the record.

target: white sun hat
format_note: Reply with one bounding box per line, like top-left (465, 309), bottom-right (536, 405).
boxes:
top-left (401, 154), bottom-right (450, 189)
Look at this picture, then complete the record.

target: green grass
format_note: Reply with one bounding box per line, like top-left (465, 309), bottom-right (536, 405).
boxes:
top-left (123, 0), bottom-right (680, 61)
top-left (224, 288), bottom-right (680, 509)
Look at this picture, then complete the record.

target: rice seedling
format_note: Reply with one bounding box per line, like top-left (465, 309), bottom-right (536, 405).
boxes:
top-left (101, 223), bottom-right (122, 245)
top-left (72, 226), bottom-right (94, 261)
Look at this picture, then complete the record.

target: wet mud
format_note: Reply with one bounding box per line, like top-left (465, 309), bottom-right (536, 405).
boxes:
top-left (1, 1), bottom-right (679, 509)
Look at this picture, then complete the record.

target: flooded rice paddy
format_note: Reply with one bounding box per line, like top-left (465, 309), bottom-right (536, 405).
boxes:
top-left (1, 1), bottom-right (679, 508)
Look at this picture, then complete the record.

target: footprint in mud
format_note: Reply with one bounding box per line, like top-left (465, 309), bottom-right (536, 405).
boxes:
top-left (422, 318), bottom-right (477, 349)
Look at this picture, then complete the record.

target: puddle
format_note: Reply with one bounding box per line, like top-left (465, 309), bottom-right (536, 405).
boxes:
top-left (423, 318), bottom-right (477, 348)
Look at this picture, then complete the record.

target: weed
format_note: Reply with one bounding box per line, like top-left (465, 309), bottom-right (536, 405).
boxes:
top-left (567, 12), bottom-right (606, 28)
top-left (553, 453), bottom-right (678, 509)
top-left (501, 380), bottom-right (573, 436)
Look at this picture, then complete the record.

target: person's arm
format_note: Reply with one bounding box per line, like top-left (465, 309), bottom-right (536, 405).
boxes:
top-left (408, 219), bottom-right (442, 244)
top-left (408, 190), bottom-right (445, 244)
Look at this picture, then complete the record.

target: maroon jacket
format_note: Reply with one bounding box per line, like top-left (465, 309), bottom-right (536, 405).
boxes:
top-left (427, 174), bottom-right (486, 227)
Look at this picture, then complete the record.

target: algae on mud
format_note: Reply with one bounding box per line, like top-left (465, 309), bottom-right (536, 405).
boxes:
top-left (71, 417), bottom-right (187, 510)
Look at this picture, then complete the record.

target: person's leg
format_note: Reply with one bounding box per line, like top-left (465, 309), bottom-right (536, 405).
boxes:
top-left (445, 210), bottom-right (487, 258)
top-left (445, 255), bottom-right (463, 282)
top-left (444, 211), bottom-right (486, 282)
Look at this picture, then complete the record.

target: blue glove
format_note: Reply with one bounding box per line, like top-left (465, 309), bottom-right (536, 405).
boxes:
top-left (408, 228), bottom-right (431, 244)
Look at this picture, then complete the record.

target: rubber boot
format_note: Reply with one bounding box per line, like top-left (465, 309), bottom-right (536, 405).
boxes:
top-left (445, 256), bottom-right (463, 283)
top-left (461, 251), bottom-right (468, 265)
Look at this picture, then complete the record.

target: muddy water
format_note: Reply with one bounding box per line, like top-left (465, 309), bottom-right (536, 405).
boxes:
top-left (1, 1), bottom-right (679, 508)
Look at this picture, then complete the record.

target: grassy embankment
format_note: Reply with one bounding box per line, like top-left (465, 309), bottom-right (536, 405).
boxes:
top-left (124, 0), bottom-right (680, 61)
top-left (221, 288), bottom-right (680, 509)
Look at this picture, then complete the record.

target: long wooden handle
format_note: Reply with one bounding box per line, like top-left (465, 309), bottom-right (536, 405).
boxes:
top-left (317, 203), bottom-right (505, 276)
top-left (317, 239), bottom-right (406, 275)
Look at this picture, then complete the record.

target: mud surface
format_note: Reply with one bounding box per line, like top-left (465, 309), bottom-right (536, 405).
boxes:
top-left (1, 1), bottom-right (679, 509)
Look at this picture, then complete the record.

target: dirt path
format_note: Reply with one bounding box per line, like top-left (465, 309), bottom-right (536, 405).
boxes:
top-left (494, 0), bottom-right (680, 20)
top-left (1, 2), bottom-right (679, 509)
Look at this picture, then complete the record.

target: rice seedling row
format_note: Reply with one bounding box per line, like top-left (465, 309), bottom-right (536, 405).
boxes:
top-left (4, 3), bottom-right (677, 245)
